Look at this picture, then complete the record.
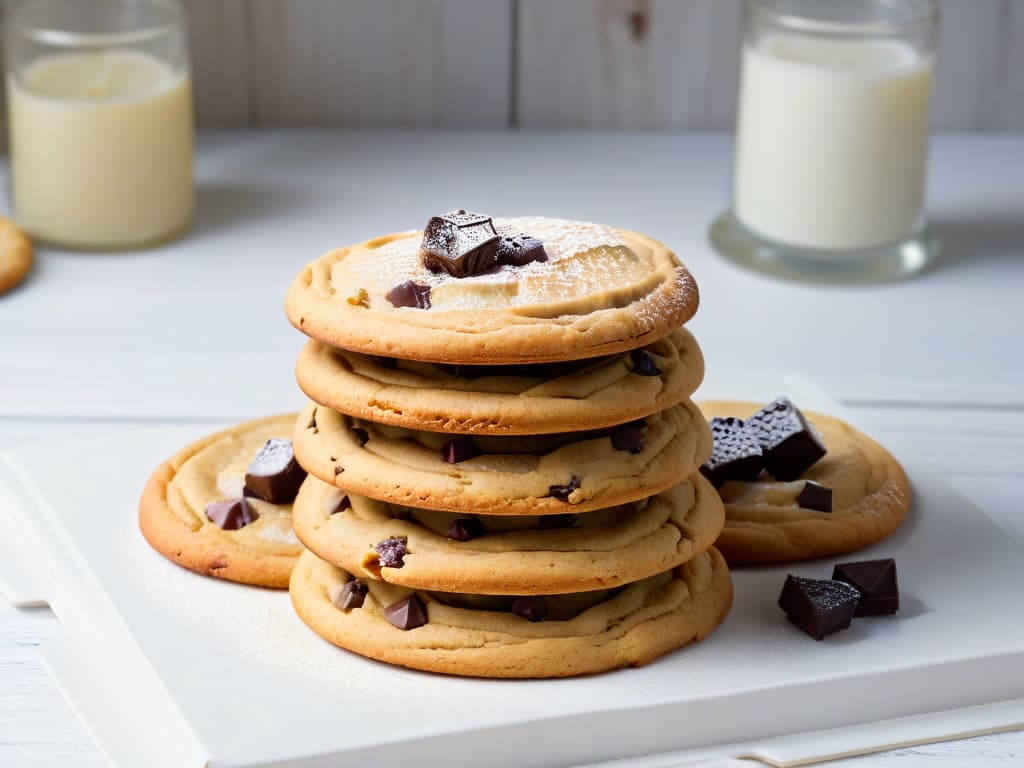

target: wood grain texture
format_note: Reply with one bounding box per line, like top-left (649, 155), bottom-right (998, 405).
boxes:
top-left (184, 0), bottom-right (252, 125)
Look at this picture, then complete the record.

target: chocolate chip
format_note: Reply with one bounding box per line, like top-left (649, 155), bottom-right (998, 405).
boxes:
top-left (778, 575), bottom-right (861, 640)
top-left (833, 559), bottom-right (898, 616)
top-left (538, 513), bottom-right (577, 529)
top-left (385, 281), bottom-right (431, 309)
top-left (243, 438), bottom-right (307, 504)
top-left (797, 480), bottom-right (833, 512)
top-left (447, 517), bottom-right (483, 541)
top-left (511, 596), bottom-right (548, 622)
top-left (349, 427), bottom-right (369, 446)
top-left (327, 493), bottom-right (351, 515)
top-left (374, 537), bottom-right (408, 568)
top-left (746, 398), bottom-right (827, 481)
top-left (330, 579), bottom-right (367, 611)
top-left (548, 475), bottom-right (581, 502)
top-left (630, 349), bottom-right (661, 376)
top-left (440, 435), bottom-right (481, 464)
top-left (610, 419), bottom-right (646, 454)
top-left (205, 498), bottom-right (258, 530)
top-left (495, 234), bottom-right (548, 267)
top-left (383, 594), bottom-right (428, 630)
top-left (700, 417), bottom-right (764, 487)
top-left (421, 209), bottom-right (500, 278)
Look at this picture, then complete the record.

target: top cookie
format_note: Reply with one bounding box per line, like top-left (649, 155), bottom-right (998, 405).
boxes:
top-left (285, 215), bottom-right (698, 364)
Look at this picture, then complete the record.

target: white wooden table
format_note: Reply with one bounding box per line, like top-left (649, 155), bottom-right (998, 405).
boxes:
top-left (1, 131), bottom-right (1022, 767)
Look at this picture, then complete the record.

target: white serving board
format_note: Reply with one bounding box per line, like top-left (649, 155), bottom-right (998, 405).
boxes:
top-left (2, 375), bottom-right (1023, 768)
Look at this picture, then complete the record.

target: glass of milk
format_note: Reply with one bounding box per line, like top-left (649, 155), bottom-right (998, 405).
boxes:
top-left (4, 0), bottom-right (193, 250)
top-left (710, 0), bottom-right (940, 282)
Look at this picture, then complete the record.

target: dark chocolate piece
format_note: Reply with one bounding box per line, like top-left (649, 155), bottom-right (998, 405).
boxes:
top-left (375, 537), bottom-right (408, 568)
top-left (243, 438), bottom-right (307, 504)
top-left (548, 475), bottom-right (581, 502)
top-left (511, 596), bottom-right (548, 622)
top-left (328, 493), bottom-right (351, 515)
top-left (205, 498), bottom-right (258, 530)
top-left (440, 435), bottom-right (481, 464)
top-left (778, 574), bottom-right (861, 640)
top-left (629, 349), bottom-right (661, 376)
top-left (349, 427), bottom-right (369, 446)
top-left (420, 209), bottom-right (500, 277)
top-left (746, 398), bottom-right (827, 481)
top-left (495, 234), bottom-right (548, 267)
top-left (700, 417), bottom-right (764, 487)
top-left (538, 513), bottom-right (577, 529)
top-left (797, 480), bottom-right (833, 512)
top-left (332, 579), bottom-right (367, 610)
top-left (385, 281), bottom-right (431, 309)
top-left (383, 594), bottom-right (428, 630)
top-left (610, 419), bottom-right (646, 454)
top-left (833, 559), bottom-right (899, 616)
top-left (446, 517), bottom-right (484, 541)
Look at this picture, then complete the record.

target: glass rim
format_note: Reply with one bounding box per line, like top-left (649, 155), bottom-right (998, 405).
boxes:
top-left (746, 0), bottom-right (939, 37)
top-left (5, 0), bottom-right (185, 48)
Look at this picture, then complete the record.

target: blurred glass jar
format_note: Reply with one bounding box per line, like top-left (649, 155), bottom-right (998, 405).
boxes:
top-left (711, 0), bottom-right (940, 283)
top-left (4, 0), bottom-right (194, 250)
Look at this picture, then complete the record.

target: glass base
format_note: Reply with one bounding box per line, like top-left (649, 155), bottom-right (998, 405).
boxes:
top-left (709, 210), bottom-right (940, 284)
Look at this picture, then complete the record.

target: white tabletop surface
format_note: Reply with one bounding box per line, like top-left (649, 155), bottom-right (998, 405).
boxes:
top-left (1, 130), bottom-right (1023, 767)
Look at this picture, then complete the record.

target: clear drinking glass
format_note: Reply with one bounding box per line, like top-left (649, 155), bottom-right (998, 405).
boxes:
top-left (710, 0), bottom-right (940, 283)
top-left (4, 0), bottom-right (194, 250)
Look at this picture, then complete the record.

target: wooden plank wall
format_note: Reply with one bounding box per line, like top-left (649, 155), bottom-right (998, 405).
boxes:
top-left (5, 0), bottom-right (1023, 132)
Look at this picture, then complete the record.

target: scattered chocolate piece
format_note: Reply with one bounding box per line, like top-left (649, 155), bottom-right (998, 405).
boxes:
top-left (629, 349), bottom-right (661, 376)
top-left (421, 210), bottom-right (500, 277)
top-left (700, 417), bottom-right (764, 487)
top-left (375, 537), bottom-right (408, 568)
top-left (347, 288), bottom-right (369, 307)
top-left (511, 596), bottom-right (548, 622)
top-left (610, 419), bottom-right (646, 454)
top-left (205, 498), bottom-right (258, 530)
top-left (797, 480), bottom-right (833, 512)
top-left (383, 594), bottom-right (428, 630)
top-left (330, 579), bottom-right (367, 611)
top-left (833, 559), bottom-right (899, 616)
top-left (386, 280), bottom-right (431, 309)
top-left (746, 398), bottom-right (827, 481)
top-left (440, 435), bottom-right (481, 464)
top-left (243, 438), bottom-right (307, 504)
top-left (778, 575), bottom-right (861, 640)
top-left (349, 426), bottom-right (369, 446)
top-left (538, 513), bottom-right (577, 529)
top-left (495, 234), bottom-right (548, 267)
top-left (548, 475), bottom-right (581, 502)
top-left (327, 493), bottom-right (351, 515)
top-left (447, 517), bottom-right (484, 541)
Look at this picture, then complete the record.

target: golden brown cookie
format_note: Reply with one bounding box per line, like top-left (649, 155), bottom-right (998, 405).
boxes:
top-left (294, 400), bottom-right (713, 516)
top-left (0, 216), bottom-right (33, 295)
top-left (285, 217), bottom-right (698, 365)
top-left (289, 546), bottom-right (733, 678)
top-left (138, 414), bottom-right (305, 588)
top-left (292, 472), bottom-right (724, 594)
top-left (295, 326), bottom-right (704, 435)
top-left (699, 401), bottom-right (910, 564)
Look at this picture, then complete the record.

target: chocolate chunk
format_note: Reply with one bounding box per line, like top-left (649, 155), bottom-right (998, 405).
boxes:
top-left (383, 594), bottom-right (428, 630)
top-left (375, 537), bottom-right (408, 568)
top-left (746, 398), bottom-right (827, 481)
top-left (243, 438), bottom-right (307, 504)
top-left (327, 493), bottom-right (351, 515)
top-left (797, 480), bottom-right (833, 512)
top-left (440, 435), bottom-right (481, 464)
top-left (447, 517), bottom-right (483, 541)
top-left (421, 209), bottom-right (500, 277)
top-left (495, 234), bottom-right (548, 267)
top-left (330, 579), bottom-right (367, 611)
top-left (349, 427), bottom-right (369, 446)
top-left (205, 498), bottom-right (258, 530)
top-left (538, 513), bottom-right (577, 529)
top-left (700, 417), bottom-right (764, 487)
top-left (630, 349), bottom-right (661, 376)
top-left (511, 596), bottom-right (548, 622)
top-left (833, 559), bottom-right (899, 616)
top-left (778, 575), bottom-right (861, 640)
top-left (548, 475), bottom-right (581, 502)
top-left (610, 419), bottom-right (646, 454)
top-left (385, 281), bottom-right (431, 309)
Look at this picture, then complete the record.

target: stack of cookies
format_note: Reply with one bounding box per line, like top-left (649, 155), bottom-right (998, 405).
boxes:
top-left (283, 212), bottom-right (733, 677)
